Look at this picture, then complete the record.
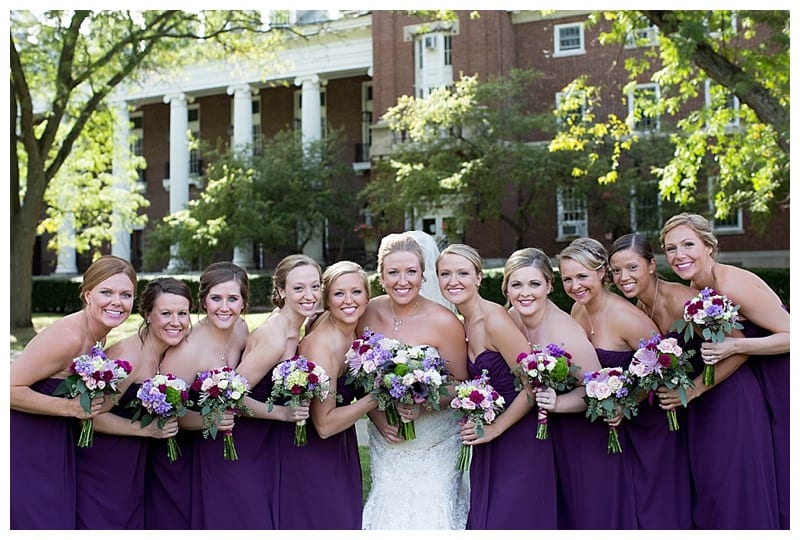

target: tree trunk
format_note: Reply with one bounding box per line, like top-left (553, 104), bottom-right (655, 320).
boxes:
top-left (10, 212), bottom-right (35, 330)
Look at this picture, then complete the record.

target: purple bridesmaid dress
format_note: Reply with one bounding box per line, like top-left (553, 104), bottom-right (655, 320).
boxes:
top-left (274, 372), bottom-right (362, 529)
top-left (740, 315), bottom-right (789, 529)
top-left (10, 378), bottom-right (77, 529)
top-left (144, 428), bottom-right (197, 529)
top-left (466, 350), bottom-right (557, 529)
top-left (597, 348), bottom-right (692, 529)
top-left (75, 383), bottom-right (147, 529)
top-left (190, 375), bottom-right (276, 529)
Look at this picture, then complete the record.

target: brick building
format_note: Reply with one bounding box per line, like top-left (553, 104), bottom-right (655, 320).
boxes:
top-left (36, 10), bottom-right (789, 275)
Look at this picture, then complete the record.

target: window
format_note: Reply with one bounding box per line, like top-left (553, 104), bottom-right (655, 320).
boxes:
top-left (708, 177), bottom-right (743, 233)
top-left (444, 35), bottom-right (452, 66)
top-left (188, 105), bottom-right (201, 176)
top-left (414, 32), bottom-right (454, 100)
top-left (704, 79), bottom-right (740, 128)
top-left (252, 96), bottom-right (263, 156)
top-left (293, 89), bottom-right (327, 138)
top-left (629, 181), bottom-right (662, 233)
top-left (628, 83), bottom-right (660, 132)
top-left (625, 23), bottom-right (658, 49)
top-left (554, 23), bottom-right (585, 57)
top-left (130, 112), bottom-right (144, 184)
top-left (557, 186), bottom-right (588, 240)
top-left (555, 90), bottom-right (587, 127)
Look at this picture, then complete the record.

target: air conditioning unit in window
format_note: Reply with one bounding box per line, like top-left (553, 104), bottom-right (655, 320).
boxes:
top-left (424, 35), bottom-right (437, 50)
top-left (560, 221), bottom-right (587, 238)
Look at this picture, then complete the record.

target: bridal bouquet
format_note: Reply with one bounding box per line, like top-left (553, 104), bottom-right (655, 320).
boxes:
top-left (514, 343), bottom-right (579, 440)
top-left (128, 373), bottom-right (193, 462)
top-left (54, 344), bottom-right (132, 447)
top-left (375, 343), bottom-right (451, 441)
top-left (267, 355), bottom-right (331, 446)
top-left (630, 333), bottom-right (695, 431)
top-left (671, 287), bottom-right (742, 386)
top-left (450, 369), bottom-right (505, 471)
top-left (192, 366), bottom-right (254, 461)
top-left (583, 367), bottom-right (638, 454)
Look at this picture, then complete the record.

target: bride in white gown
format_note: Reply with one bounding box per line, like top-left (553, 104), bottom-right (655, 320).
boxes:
top-left (358, 231), bottom-right (470, 529)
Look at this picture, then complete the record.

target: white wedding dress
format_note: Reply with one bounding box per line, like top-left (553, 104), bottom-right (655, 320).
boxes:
top-left (362, 378), bottom-right (470, 530)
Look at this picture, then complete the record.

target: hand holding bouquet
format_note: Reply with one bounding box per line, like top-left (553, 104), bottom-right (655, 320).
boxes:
top-left (671, 287), bottom-right (742, 386)
top-left (630, 334), bottom-right (695, 431)
top-left (515, 343), bottom-right (579, 440)
top-left (129, 373), bottom-right (193, 461)
top-left (450, 369), bottom-right (505, 471)
top-left (192, 366), bottom-right (254, 461)
top-left (374, 343), bottom-right (451, 440)
top-left (267, 355), bottom-right (331, 446)
top-left (54, 344), bottom-right (132, 447)
top-left (583, 367), bottom-right (638, 454)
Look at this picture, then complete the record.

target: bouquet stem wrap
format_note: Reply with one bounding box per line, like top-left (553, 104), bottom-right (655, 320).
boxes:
top-left (536, 408), bottom-right (549, 440)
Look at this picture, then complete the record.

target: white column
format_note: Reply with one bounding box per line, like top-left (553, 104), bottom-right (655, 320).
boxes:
top-left (227, 83), bottom-right (255, 269)
top-left (163, 92), bottom-right (190, 272)
top-left (110, 101), bottom-right (131, 261)
top-left (294, 74), bottom-right (324, 262)
top-left (54, 210), bottom-right (77, 274)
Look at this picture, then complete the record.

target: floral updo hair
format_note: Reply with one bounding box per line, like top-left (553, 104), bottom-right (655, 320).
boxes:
top-left (609, 233), bottom-right (656, 265)
top-left (198, 261), bottom-right (250, 314)
top-left (271, 254), bottom-right (321, 308)
top-left (436, 243), bottom-right (484, 276)
top-left (321, 260), bottom-right (370, 310)
top-left (377, 233), bottom-right (426, 278)
top-left (80, 255), bottom-right (138, 305)
top-left (137, 277), bottom-right (193, 342)
top-left (502, 247), bottom-right (554, 298)
top-left (557, 237), bottom-right (610, 285)
top-left (660, 212), bottom-right (719, 258)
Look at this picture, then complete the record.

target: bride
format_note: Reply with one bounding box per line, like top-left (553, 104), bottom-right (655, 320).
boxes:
top-left (358, 231), bottom-right (470, 529)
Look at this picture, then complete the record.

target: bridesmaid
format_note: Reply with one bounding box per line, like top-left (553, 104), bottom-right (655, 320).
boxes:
top-left (10, 255), bottom-right (137, 529)
top-left (437, 244), bottom-right (557, 529)
top-left (235, 254), bottom-right (322, 528)
top-left (158, 261), bottom-right (250, 529)
top-left (660, 215), bottom-right (785, 528)
top-left (503, 247), bottom-right (614, 530)
top-left (75, 278), bottom-right (192, 528)
top-left (557, 237), bottom-right (659, 529)
top-left (283, 261), bottom-right (378, 529)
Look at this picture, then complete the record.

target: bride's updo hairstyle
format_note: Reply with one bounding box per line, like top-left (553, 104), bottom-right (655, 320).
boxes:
top-left (377, 233), bottom-right (426, 278)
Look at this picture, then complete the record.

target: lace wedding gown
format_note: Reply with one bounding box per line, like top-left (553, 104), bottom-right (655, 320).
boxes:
top-left (362, 371), bottom-right (469, 530)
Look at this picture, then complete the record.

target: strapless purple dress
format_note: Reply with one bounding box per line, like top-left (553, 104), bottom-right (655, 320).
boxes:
top-left (682, 336), bottom-right (779, 528)
top-left (466, 350), bottom-right (557, 529)
top-left (740, 315), bottom-right (789, 529)
top-left (75, 383), bottom-right (147, 529)
top-left (596, 348), bottom-right (692, 529)
top-left (10, 378), bottom-right (77, 529)
top-left (274, 372), bottom-right (363, 529)
top-left (190, 374), bottom-right (276, 529)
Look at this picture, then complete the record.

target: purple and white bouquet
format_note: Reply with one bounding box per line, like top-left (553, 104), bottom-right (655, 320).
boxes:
top-left (129, 373), bottom-right (193, 461)
top-left (267, 355), bottom-right (331, 446)
top-left (672, 287), bottom-right (742, 386)
top-left (54, 344), bottom-right (132, 447)
top-left (450, 369), bottom-right (505, 471)
top-left (630, 333), bottom-right (695, 431)
top-left (374, 343), bottom-right (451, 440)
top-left (192, 366), bottom-right (254, 461)
top-left (583, 367), bottom-right (638, 454)
top-left (345, 328), bottom-right (402, 395)
top-left (515, 343), bottom-right (579, 440)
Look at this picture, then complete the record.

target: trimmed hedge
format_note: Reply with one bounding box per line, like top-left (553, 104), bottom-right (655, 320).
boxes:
top-left (31, 267), bottom-right (788, 315)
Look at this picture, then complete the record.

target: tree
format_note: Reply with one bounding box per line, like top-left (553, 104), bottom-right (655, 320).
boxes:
top-left (362, 69), bottom-right (579, 249)
top-left (10, 10), bottom-right (283, 329)
top-left (144, 129), bottom-right (356, 269)
top-left (549, 10), bottom-right (789, 220)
